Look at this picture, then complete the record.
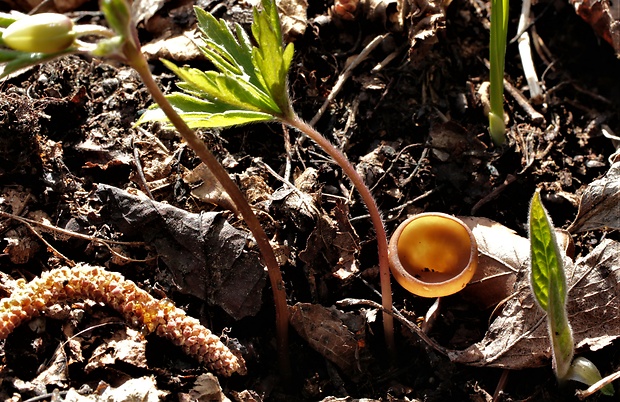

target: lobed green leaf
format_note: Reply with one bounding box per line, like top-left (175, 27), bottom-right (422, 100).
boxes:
top-left (137, 92), bottom-right (274, 128)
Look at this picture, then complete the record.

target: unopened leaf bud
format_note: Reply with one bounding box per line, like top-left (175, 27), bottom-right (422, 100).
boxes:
top-left (3, 13), bottom-right (75, 53)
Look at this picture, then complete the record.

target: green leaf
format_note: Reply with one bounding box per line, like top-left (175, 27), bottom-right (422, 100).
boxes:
top-left (0, 12), bottom-right (21, 28)
top-left (161, 59), bottom-right (279, 114)
top-left (529, 191), bottom-right (574, 379)
top-left (566, 357), bottom-right (615, 396)
top-left (151, 0), bottom-right (294, 130)
top-left (100, 0), bottom-right (132, 38)
top-left (251, 0), bottom-right (293, 112)
top-left (137, 92), bottom-right (274, 128)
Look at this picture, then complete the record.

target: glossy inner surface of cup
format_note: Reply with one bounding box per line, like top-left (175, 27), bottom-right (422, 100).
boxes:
top-left (390, 213), bottom-right (477, 297)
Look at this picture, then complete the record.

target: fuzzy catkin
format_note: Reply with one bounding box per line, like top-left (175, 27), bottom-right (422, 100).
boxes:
top-left (0, 265), bottom-right (245, 376)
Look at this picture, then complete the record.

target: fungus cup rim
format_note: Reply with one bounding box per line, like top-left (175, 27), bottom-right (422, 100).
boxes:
top-left (388, 212), bottom-right (478, 298)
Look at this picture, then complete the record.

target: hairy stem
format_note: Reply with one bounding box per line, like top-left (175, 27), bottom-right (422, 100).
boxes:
top-left (123, 42), bottom-right (290, 376)
top-left (284, 114), bottom-right (395, 355)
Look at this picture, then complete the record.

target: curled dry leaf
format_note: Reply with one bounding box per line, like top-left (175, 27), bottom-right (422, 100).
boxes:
top-left (85, 328), bottom-right (148, 372)
top-left (184, 162), bottom-right (237, 213)
top-left (449, 238), bottom-right (620, 370)
top-left (568, 162), bottom-right (620, 233)
top-left (289, 303), bottom-right (369, 379)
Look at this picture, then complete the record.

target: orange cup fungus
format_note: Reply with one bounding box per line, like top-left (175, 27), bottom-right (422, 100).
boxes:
top-left (388, 213), bottom-right (478, 298)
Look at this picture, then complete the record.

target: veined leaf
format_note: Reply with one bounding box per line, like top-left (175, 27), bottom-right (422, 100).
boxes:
top-left (529, 191), bottom-right (574, 379)
top-left (138, 92), bottom-right (274, 128)
top-left (194, 7), bottom-right (258, 86)
top-left (154, 0), bottom-right (294, 129)
top-left (529, 191), bottom-right (566, 311)
top-left (251, 0), bottom-right (293, 111)
top-left (162, 59), bottom-right (279, 114)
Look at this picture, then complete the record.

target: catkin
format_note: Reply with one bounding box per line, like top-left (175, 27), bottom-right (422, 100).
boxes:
top-left (0, 265), bottom-right (245, 376)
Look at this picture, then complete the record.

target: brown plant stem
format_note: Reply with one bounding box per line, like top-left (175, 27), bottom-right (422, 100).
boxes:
top-left (283, 114), bottom-right (395, 355)
top-left (123, 42), bottom-right (290, 376)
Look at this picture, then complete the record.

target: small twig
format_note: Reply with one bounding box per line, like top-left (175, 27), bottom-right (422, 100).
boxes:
top-left (514, 0), bottom-right (543, 100)
top-left (471, 174), bottom-right (517, 214)
top-left (131, 136), bottom-right (155, 200)
top-left (483, 59), bottom-right (545, 125)
top-left (493, 370), bottom-right (510, 401)
top-left (371, 43), bottom-right (407, 74)
top-left (0, 210), bottom-right (150, 264)
top-left (369, 143), bottom-right (422, 193)
top-left (350, 188), bottom-right (435, 223)
top-left (575, 370), bottom-right (620, 399)
top-left (337, 297), bottom-right (447, 356)
top-left (309, 34), bottom-right (389, 127)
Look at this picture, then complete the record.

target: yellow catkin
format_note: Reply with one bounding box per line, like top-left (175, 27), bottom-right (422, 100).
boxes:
top-left (0, 265), bottom-right (245, 376)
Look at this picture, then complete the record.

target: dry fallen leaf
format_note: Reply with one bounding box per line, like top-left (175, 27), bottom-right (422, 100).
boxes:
top-left (459, 216), bottom-right (524, 309)
top-left (290, 303), bottom-right (369, 379)
top-left (449, 238), bottom-right (620, 369)
top-left (299, 201), bottom-right (361, 282)
top-left (189, 373), bottom-right (231, 402)
top-left (570, 0), bottom-right (620, 55)
top-left (141, 32), bottom-right (203, 61)
top-left (568, 162), bottom-right (620, 233)
top-left (85, 328), bottom-right (148, 372)
top-left (96, 184), bottom-right (266, 320)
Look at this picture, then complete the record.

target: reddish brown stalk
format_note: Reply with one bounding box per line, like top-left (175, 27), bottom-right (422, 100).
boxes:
top-left (283, 115), bottom-right (395, 354)
top-left (123, 43), bottom-right (290, 376)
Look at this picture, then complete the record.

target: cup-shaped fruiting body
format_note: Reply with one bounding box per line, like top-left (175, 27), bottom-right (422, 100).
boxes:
top-left (2, 13), bottom-right (76, 53)
top-left (388, 213), bottom-right (478, 297)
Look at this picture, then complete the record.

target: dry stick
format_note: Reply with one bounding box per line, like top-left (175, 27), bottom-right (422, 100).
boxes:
top-left (123, 44), bottom-right (290, 376)
top-left (285, 115), bottom-right (395, 355)
top-left (513, 0), bottom-right (542, 100)
top-left (309, 34), bottom-right (389, 127)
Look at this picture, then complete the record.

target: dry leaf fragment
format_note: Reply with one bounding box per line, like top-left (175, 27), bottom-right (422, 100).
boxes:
top-left (185, 162), bottom-right (238, 214)
top-left (449, 238), bottom-right (620, 370)
top-left (277, 0), bottom-right (308, 38)
top-left (459, 216), bottom-right (524, 309)
top-left (141, 32), bottom-right (203, 61)
top-left (189, 373), bottom-right (232, 402)
top-left (289, 303), bottom-right (369, 379)
top-left (299, 202), bottom-right (361, 282)
top-left (568, 162), bottom-right (620, 233)
top-left (85, 328), bottom-right (148, 372)
top-left (570, 0), bottom-right (620, 55)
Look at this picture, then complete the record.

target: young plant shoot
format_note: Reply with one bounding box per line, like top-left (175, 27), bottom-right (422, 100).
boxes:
top-left (489, 0), bottom-right (509, 144)
top-left (0, 0), bottom-right (291, 375)
top-left (138, 0), bottom-right (396, 353)
top-left (529, 191), bottom-right (614, 395)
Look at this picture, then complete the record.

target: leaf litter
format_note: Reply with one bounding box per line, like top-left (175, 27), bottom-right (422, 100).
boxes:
top-left (0, 0), bottom-right (619, 399)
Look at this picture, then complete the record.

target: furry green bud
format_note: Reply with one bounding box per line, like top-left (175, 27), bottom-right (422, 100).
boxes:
top-left (3, 13), bottom-right (75, 53)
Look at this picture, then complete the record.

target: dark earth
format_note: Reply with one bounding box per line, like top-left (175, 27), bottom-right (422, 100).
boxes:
top-left (0, 0), bottom-right (619, 400)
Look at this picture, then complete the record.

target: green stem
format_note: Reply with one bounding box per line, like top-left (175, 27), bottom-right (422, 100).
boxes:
top-left (489, 0), bottom-right (509, 144)
top-left (284, 114), bottom-right (395, 356)
top-left (123, 41), bottom-right (291, 377)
